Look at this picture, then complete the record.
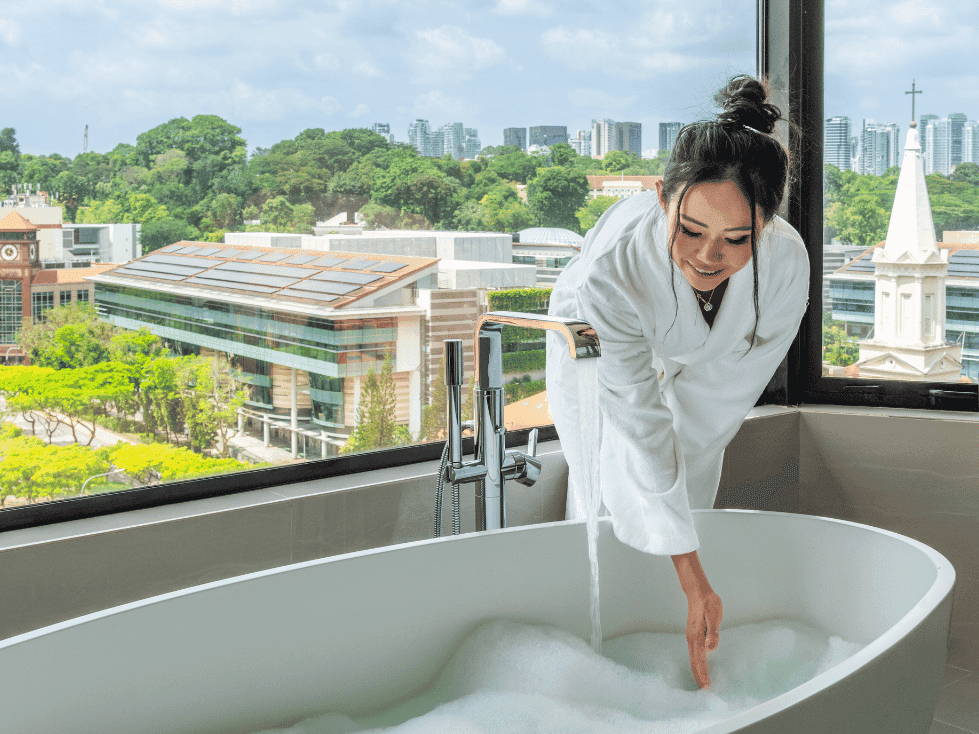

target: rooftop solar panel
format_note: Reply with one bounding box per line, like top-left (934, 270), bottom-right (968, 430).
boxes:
top-left (287, 279), bottom-right (360, 296)
top-left (341, 258), bottom-right (377, 270)
top-left (312, 257), bottom-right (349, 268)
top-left (190, 268), bottom-right (299, 288)
top-left (369, 261), bottom-right (409, 273)
top-left (193, 247), bottom-right (223, 257)
top-left (214, 248), bottom-right (243, 258)
top-left (284, 254), bottom-right (319, 264)
top-left (121, 262), bottom-right (205, 277)
top-left (311, 271), bottom-right (382, 285)
top-left (113, 268), bottom-right (187, 281)
top-left (186, 277), bottom-right (278, 294)
top-left (278, 289), bottom-right (339, 303)
top-left (161, 244), bottom-right (183, 252)
top-left (236, 250), bottom-right (266, 260)
top-left (215, 261), bottom-right (312, 278)
top-left (174, 245), bottom-right (201, 254)
top-left (144, 254), bottom-right (222, 268)
top-left (259, 252), bottom-right (291, 262)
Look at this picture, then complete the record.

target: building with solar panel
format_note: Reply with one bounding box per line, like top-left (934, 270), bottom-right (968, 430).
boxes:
top-left (88, 243), bottom-right (441, 457)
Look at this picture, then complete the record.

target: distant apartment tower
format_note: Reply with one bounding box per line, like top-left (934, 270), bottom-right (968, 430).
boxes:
top-left (443, 122), bottom-right (466, 160)
top-left (919, 114), bottom-right (939, 157)
top-left (824, 116), bottom-right (852, 171)
top-left (659, 122), bottom-right (683, 153)
top-left (529, 126), bottom-right (568, 148)
top-left (371, 122), bottom-right (394, 143)
top-left (503, 127), bottom-right (527, 150)
top-left (569, 129), bottom-right (592, 157)
top-left (591, 119), bottom-right (641, 158)
top-left (949, 113), bottom-right (968, 167)
top-left (860, 120), bottom-right (900, 175)
top-left (964, 121), bottom-right (979, 165)
top-left (464, 128), bottom-right (480, 159)
top-left (925, 118), bottom-right (953, 175)
top-left (408, 119), bottom-right (437, 157)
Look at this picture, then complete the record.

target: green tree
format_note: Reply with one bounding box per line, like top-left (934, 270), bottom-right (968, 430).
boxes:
top-left (340, 356), bottom-right (412, 454)
top-left (140, 217), bottom-right (201, 253)
top-left (489, 150), bottom-right (544, 184)
top-left (17, 302), bottom-right (117, 368)
top-left (826, 194), bottom-right (889, 248)
top-left (135, 115), bottom-right (247, 171)
top-left (951, 162), bottom-right (979, 186)
top-left (601, 150), bottom-right (637, 172)
top-left (480, 184), bottom-right (535, 232)
top-left (260, 196), bottom-right (295, 231)
top-left (576, 195), bottom-right (617, 233)
top-left (549, 143), bottom-right (577, 168)
top-left (823, 319), bottom-right (859, 367)
top-left (526, 166), bottom-right (590, 232)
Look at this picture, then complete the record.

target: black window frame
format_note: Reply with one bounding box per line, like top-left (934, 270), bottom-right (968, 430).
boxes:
top-left (1, 0), bottom-right (974, 535)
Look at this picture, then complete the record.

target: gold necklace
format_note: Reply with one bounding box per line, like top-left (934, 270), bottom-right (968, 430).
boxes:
top-left (694, 287), bottom-right (716, 312)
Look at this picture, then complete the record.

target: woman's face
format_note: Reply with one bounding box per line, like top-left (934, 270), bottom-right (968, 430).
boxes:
top-left (656, 179), bottom-right (764, 291)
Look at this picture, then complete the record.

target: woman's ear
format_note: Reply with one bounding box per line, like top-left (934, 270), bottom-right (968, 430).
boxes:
top-left (655, 179), bottom-right (669, 212)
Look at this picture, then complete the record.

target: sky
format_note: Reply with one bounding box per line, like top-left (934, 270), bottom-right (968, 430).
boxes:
top-left (0, 0), bottom-right (976, 160)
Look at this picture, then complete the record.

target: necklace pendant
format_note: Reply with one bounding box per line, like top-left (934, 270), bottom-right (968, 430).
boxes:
top-left (703, 303), bottom-right (713, 312)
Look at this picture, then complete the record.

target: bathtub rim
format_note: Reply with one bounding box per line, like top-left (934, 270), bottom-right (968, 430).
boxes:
top-left (0, 508), bottom-right (955, 733)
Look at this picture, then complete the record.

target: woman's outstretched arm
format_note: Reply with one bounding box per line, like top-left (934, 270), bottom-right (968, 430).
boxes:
top-left (673, 550), bottom-right (723, 689)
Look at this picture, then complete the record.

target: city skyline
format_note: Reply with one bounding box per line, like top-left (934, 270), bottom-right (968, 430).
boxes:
top-left (0, 0), bottom-right (975, 159)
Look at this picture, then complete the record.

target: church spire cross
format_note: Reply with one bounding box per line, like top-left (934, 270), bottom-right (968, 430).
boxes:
top-left (905, 80), bottom-right (923, 125)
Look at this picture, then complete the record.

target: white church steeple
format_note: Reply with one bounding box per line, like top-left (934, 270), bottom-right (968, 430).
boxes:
top-left (854, 122), bottom-right (964, 381)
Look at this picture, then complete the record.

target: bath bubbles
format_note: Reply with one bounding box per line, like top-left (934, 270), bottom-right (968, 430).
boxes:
top-left (250, 617), bottom-right (864, 734)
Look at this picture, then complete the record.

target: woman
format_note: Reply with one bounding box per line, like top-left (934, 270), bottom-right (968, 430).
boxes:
top-left (544, 76), bottom-right (810, 690)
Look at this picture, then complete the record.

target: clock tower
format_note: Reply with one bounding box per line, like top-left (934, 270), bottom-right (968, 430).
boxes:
top-left (0, 209), bottom-right (41, 363)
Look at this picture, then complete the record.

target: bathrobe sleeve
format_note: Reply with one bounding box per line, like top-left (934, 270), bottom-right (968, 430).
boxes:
top-left (669, 229), bottom-right (811, 514)
top-left (574, 274), bottom-right (701, 557)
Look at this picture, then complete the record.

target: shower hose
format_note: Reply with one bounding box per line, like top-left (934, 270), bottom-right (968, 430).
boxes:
top-left (434, 424), bottom-right (471, 537)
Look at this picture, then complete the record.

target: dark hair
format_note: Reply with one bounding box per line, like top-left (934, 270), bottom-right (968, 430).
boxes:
top-left (661, 75), bottom-right (791, 355)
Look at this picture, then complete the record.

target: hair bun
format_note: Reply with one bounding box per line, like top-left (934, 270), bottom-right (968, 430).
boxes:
top-left (715, 75), bottom-right (781, 134)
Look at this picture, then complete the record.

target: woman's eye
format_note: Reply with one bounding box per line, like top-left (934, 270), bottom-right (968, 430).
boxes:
top-left (726, 235), bottom-right (750, 245)
top-left (680, 224), bottom-right (700, 237)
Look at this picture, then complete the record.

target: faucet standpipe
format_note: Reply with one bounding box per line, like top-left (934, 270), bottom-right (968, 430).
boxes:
top-left (442, 311), bottom-right (601, 533)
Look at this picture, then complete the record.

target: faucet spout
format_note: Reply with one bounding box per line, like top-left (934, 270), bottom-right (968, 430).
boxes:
top-left (474, 311), bottom-right (601, 364)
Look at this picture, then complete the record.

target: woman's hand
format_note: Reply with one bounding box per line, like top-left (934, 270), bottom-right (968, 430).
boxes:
top-left (671, 550), bottom-right (722, 689)
top-left (684, 586), bottom-right (722, 689)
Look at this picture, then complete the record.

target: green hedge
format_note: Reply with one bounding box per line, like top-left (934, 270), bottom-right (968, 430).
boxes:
top-left (502, 349), bottom-right (545, 373)
top-left (487, 288), bottom-right (553, 343)
top-left (504, 378), bottom-right (546, 402)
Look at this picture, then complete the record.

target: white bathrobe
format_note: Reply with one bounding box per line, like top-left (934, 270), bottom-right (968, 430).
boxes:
top-left (545, 191), bottom-right (810, 556)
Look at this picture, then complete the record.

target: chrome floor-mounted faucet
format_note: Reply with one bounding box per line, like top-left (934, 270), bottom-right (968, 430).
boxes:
top-left (442, 311), bottom-right (601, 532)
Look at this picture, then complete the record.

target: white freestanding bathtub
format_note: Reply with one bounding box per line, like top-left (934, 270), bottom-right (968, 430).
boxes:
top-left (0, 509), bottom-right (954, 734)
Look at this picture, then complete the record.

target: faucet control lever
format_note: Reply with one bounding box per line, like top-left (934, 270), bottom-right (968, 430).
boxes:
top-left (503, 428), bottom-right (541, 487)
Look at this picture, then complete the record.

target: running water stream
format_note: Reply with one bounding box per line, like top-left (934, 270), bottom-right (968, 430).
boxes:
top-left (574, 357), bottom-right (603, 653)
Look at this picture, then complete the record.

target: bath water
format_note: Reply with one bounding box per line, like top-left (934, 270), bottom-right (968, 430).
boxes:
top-left (575, 357), bottom-right (603, 654)
top-left (250, 618), bottom-right (864, 734)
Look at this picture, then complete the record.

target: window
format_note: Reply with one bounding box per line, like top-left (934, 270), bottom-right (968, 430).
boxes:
top-left (809, 0), bottom-right (979, 407)
top-left (31, 291), bottom-right (54, 322)
top-left (0, 280), bottom-right (21, 344)
top-left (76, 289), bottom-right (89, 303)
top-left (60, 290), bottom-right (72, 307)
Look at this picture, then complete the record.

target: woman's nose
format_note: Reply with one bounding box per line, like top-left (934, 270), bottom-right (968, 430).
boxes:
top-left (699, 240), bottom-right (724, 262)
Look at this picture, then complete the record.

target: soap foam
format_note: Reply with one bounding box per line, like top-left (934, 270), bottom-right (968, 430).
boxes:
top-left (249, 618), bottom-right (864, 734)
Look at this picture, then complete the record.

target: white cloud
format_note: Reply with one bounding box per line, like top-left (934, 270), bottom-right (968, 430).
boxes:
top-left (542, 26), bottom-right (697, 77)
top-left (412, 25), bottom-right (505, 83)
top-left (349, 103), bottom-right (370, 118)
top-left (0, 20), bottom-right (21, 44)
top-left (492, 0), bottom-right (551, 18)
top-left (567, 88), bottom-right (637, 111)
top-left (353, 60), bottom-right (383, 77)
top-left (412, 90), bottom-right (476, 122)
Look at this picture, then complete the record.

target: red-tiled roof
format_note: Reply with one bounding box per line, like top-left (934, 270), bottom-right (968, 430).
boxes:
top-left (0, 210), bottom-right (38, 232)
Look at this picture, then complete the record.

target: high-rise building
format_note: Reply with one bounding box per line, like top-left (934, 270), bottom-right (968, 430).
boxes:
top-left (860, 120), bottom-right (900, 175)
top-left (408, 119), bottom-right (437, 157)
top-left (963, 121), bottom-right (979, 165)
top-left (442, 122), bottom-right (466, 160)
top-left (616, 122), bottom-right (642, 158)
top-left (591, 119), bottom-right (641, 159)
top-left (503, 127), bottom-right (526, 150)
top-left (659, 122), bottom-right (683, 153)
top-left (529, 126), bottom-right (568, 148)
top-left (464, 128), bottom-right (481, 159)
top-left (371, 123), bottom-right (394, 143)
top-left (949, 113), bottom-right (967, 167)
top-left (569, 130), bottom-right (591, 157)
top-left (919, 114), bottom-right (938, 157)
top-left (925, 118), bottom-right (953, 175)
top-left (824, 116), bottom-right (852, 171)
